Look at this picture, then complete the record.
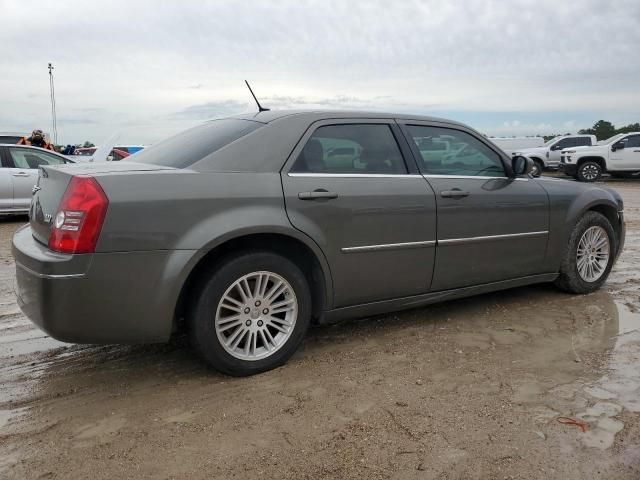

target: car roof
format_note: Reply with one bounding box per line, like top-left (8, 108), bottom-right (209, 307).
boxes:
top-left (0, 143), bottom-right (68, 156)
top-left (227, 109), bottom-right (465, 127)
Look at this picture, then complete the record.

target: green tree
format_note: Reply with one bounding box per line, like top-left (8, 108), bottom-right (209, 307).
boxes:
top-left (578, 120), bottom-right (616, 140)
top-left (617, 123), bottom-right (640, 134)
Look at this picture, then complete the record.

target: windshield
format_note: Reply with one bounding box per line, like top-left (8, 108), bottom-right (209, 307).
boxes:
top-left (133, 119), bottom-right (262, 168)
top-left (597, 133), bottom-right (625, 145)
top-left (543, 136), bottom-right (560, 147)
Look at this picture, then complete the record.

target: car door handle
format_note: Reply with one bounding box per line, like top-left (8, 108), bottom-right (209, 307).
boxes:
top-left (440, 189), bottom-right (470, 198)
top-left (12, 172), bottom-right (30, 177)
top-left (634, 150), bottom-right (640, 153)
top-left (298, 189), bottom-right (339, 200)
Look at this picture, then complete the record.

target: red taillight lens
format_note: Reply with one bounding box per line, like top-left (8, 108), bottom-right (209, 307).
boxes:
top-left (48, 176), bottom-right (109, 254)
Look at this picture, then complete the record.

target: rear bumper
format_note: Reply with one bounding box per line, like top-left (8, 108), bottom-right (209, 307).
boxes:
top-left (12, 225), bottom-right (192, 344)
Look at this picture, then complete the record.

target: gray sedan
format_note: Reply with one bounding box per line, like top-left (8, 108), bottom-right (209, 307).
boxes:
top-left (12, 111), bottom-right (625, 376)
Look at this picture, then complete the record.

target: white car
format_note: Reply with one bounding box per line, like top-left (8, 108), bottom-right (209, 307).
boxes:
top-left (560, 132), bottom-right (640, 182)
top-left (0, 144), bottom-right (75, 215)
top-left (511, 134), bottom-right (597, 176)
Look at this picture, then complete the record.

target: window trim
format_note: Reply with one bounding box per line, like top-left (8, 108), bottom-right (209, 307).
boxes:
top-left (283, 119), bottom-right (417, 176)
top-left (397, 121), bottom-right (512, 178)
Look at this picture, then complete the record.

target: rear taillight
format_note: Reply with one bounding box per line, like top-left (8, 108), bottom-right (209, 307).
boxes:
top-left (48, 176), bottom-right (109, 254)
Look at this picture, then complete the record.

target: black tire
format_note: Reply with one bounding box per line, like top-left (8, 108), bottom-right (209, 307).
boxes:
top-left (576, 161), bottom-right (602, 182)
top-left (531, 159), bottom-right (544, 177)
top-left (188, 251), bottom-right (312, 376)
top-left (555, 211), bottom-right (617, 294)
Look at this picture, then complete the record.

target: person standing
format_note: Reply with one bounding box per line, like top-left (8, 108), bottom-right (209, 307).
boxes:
top-left (17, 129), bottom-right (54, 150)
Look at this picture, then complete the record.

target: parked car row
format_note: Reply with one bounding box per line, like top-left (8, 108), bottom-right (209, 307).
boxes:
top-left (13, 110), bottom-right (625, 376)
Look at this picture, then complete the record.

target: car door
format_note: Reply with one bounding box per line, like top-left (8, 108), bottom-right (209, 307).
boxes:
top-left (281, 120), bottom-right (437, 308)
top-left (548, 137), bottom-right (576, 165)
top-left (6, 147), bottom-right (67, 210)
top-left (399, 122), bottom-right (550, 291)
top-left (0, 147), bottom-right (14, 211)
top-left (610, 134), bottom-right (640, 169)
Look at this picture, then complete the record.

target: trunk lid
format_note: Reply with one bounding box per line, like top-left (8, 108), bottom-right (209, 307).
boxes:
top-left (29, 162), bottom-right (173, 246)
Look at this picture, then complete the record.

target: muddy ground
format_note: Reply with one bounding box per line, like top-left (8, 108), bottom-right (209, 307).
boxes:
top-left (1, 179), bottom-right (639, 479)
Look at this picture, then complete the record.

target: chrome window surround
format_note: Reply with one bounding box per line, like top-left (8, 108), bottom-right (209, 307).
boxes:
top-left (288, 173), bottom-right (529, 180)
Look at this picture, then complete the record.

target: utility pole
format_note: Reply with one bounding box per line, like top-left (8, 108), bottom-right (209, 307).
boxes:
top-left (48, 63), bottom-right (58, 145)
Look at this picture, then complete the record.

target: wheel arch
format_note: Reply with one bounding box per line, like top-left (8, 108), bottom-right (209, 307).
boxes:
top-left (576, 156), bottom-right (607, 171)
top-left (173, 229), bottom-right (333, 332)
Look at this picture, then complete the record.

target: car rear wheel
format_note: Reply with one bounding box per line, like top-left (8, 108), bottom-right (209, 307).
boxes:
top-left (188, 251), bottom-right (311, 376)
top-left (555, 211), bottom-right (616, 294)
top-left (576, 161), bottom-right (602, 182)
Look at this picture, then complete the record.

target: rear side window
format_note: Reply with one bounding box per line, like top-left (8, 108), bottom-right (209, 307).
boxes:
top-left (291, 124), bottom-right (408, 174)
top-left (134, 119), bottom-right (262, 168)
top-left (575, 137), bottom-right (592, 146)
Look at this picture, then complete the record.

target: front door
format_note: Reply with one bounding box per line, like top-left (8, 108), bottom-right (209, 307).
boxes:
top-left (0, 148), bottom-right (14, 211)
top-left (400, 123), bottom-right (550, 291)
top-left (610, 134), bottom-right (640, 170)
top-left (281, 121), bottom-right (437, 308)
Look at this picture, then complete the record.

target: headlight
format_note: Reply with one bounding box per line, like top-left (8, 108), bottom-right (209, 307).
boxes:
top-left (564, 150), bottom-right (576, 154)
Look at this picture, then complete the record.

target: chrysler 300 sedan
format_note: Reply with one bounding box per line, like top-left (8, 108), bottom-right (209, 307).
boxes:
top-left (13, 110), bottom-right (625, 376)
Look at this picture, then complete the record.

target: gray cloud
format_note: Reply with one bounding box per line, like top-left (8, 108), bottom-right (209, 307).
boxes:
top-left (1, 0), bottom-right (639, 143)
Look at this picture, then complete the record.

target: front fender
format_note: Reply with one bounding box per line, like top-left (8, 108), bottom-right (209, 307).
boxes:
top-left (536, 177), bottom-right (622, 272)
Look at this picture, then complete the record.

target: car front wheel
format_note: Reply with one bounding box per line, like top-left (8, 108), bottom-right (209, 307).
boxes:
top-left (188, 251), bottom-right (311, 376)
top-left (576, 161), bottom-right (602, 182)
top-left (530, 159), bottom-right (544, 177)
top-left (555, 211), bottom-right (616, 294)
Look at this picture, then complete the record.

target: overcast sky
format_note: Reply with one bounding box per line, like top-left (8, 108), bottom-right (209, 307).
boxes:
top-left (1, 0), bottom-right (639, 144)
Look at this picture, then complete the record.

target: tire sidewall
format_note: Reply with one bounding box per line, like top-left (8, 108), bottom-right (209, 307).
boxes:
top-left (532, 160), bottom-right (544, 177)
top-left (189, 252), bottom-right (312, 376)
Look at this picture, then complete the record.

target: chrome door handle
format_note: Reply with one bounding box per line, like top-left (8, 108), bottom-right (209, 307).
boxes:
top-left (298, 189), bottom-right (339, 200)
top-left (12, 172), bottom-right (30, 177)
top-left (440, 189), bottom-right (470, 198)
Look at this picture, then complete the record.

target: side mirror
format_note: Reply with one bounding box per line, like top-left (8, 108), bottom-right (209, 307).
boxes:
top-left (512, 155), bottom-right (534, 176)
top-left (550, 144), bottom-right (562, 151)
top-left (612, 141), bottom-right (625, 152)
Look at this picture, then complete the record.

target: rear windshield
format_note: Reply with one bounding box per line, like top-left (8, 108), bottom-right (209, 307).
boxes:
top-left (134, 119), bottom-right (262, 168)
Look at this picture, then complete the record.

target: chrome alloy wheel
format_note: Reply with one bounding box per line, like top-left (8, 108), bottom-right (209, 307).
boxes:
top-left (576, 226), bottom-right (610, 282)
top-left (215, 271), bottom-right (298, 361)
top-left (581, 164), bottom-right (600, 181)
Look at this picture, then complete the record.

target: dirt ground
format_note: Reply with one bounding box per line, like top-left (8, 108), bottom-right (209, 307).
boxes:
top-left (1, 178), bottom-right (639, 480)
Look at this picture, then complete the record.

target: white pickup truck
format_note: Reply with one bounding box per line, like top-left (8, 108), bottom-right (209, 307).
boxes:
top-left (511, 134), bottom-right (597, 176)
top-left (560, 132), bottom-right (640, 182)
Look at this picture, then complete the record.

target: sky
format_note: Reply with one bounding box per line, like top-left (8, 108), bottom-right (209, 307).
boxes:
top-left (1, 0), bottom-right (639, 145)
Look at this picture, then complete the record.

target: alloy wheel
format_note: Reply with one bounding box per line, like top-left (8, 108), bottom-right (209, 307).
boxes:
top-left (581, 164), bottom-right (600, 181)
top-left (215, 271), bottom-right (298, 361)
top-left (576, 226), bottom-right (610, 282)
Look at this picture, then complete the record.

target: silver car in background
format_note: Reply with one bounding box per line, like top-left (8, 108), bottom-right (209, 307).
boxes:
top-left (0, 144), bottom-right (74, 214)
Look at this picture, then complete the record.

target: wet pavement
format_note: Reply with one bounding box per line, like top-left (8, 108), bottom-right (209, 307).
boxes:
top-left (1, 180), bottom-right (639, 479)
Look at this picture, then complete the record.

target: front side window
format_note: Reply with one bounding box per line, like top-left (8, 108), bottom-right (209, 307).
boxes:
top-left (291, 124), bottom-right (407, 174)
top-left (8, 148), bottom-right (65, 169)
top-left (554, 138), bottom-right (575, 149)
top-left (624, 135), bottom-right (640, 148)
top-left (405, 125), bottom-right (505, 177)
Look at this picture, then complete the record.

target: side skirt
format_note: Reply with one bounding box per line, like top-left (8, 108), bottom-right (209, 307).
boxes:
top-left (320, 273), bottom-right (559, 324)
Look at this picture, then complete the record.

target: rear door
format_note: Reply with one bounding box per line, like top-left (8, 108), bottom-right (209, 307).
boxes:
top-left (281, 120), bottom-right (437, 308)
top-left (6, 147), bottom-right (67, 210)
top-left (400, 122), bottom-right (550, 291)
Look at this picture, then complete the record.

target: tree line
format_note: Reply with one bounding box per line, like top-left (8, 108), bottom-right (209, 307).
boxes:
top-left (578, 120), bottom-right (640, 141)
